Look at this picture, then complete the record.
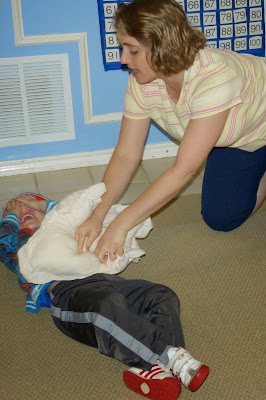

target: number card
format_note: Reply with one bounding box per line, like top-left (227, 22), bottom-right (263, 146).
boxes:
top-left (97, 0), bottom-right (127, 70)
top-left (97, 0), bottom-right (265, 71)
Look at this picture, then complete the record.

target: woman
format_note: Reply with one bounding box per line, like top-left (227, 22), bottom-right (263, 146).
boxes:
top-left (76, 0), bottom-right (266, 263)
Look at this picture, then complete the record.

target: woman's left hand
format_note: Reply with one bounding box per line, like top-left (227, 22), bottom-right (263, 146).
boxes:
top-left (94, 225), bottom-right (127, 263)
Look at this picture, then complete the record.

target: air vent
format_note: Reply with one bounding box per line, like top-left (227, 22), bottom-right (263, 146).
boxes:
top-left (0, 54), bottom-right (75, 147)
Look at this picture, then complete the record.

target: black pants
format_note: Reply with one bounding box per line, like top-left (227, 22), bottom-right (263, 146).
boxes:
top-left (50, 273), bottom-right (185, 371)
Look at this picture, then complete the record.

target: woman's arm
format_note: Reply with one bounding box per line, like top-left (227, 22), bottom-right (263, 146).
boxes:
top-left (94, 108), bottom-right (231, 262)
top-left (75, 115), bottom-right (151, 254)
top-left (95, 116), bottom-right (151, 220)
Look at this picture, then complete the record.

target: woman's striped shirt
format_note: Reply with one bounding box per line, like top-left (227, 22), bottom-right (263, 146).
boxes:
top-left (123, 48), bottom-right (266, 152)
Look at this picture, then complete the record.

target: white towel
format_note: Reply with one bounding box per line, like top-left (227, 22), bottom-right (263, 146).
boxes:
top-left (18, 183), bottom-right (153, 284)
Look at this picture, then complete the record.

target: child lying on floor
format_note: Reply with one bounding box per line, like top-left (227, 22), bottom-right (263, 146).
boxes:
top-left (0, 191), bottom-right (209, 400)
top-left (18, 183), bottom-right (153, 284)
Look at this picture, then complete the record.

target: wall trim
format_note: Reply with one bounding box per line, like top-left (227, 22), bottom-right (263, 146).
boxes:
top-left (11, 0), bottom-right (123, 125)
top-left (0, 142), bottom-right (178, 177)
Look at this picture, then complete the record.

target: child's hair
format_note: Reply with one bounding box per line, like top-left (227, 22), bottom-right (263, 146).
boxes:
top-left (114, 0), bottom-right (206, 75)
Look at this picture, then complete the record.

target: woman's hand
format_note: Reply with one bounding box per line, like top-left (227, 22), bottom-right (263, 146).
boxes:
top-left (75, 213), bottom-right (103, 254)
top-left (94, 225), bottom-right (127, 263)
top-left (16, 194), bottom-right (47, 213)
top-left (4, 200), bottom-right (21, 218)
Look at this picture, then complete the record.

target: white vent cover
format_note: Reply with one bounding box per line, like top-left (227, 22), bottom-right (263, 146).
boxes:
top-left (0, 54), bottom-right (75, 147)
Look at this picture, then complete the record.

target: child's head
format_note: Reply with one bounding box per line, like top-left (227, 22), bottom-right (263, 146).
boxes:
top-left (16, 197), bottom-right (46, 230)
top-left (1, 193), bottom-right (48, 232)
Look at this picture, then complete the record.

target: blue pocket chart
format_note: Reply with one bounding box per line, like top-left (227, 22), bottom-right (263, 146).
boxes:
top-left (97, 0), bottom-right (265, 71)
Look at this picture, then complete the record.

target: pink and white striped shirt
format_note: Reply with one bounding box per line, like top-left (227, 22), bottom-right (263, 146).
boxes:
top-left (123, 48), bottom-right (266, 152)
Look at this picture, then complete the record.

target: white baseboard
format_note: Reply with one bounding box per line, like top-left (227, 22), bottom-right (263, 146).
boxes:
top-left (0, 142), bottom-right (178, 176)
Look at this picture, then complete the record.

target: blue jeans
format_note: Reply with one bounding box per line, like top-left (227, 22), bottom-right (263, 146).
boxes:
top-left (201, 146), bottom-right (266, 231)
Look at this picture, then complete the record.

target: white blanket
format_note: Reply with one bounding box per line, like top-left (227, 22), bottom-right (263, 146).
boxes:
top-left (18, 183), bottom-right (153, 284)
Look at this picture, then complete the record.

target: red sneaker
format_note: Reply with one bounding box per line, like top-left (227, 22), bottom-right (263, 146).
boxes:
top-left (123, 363), bottom-right (181, 400)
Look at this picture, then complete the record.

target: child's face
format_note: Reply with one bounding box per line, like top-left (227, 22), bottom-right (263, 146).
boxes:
top-left (17, 199), bottom-right (45, 230)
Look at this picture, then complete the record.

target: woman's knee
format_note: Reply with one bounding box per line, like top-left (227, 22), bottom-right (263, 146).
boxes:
top-left (202, 146), bottom-right (266, 231)
top-left (201, 207), bottom-right (252, 232)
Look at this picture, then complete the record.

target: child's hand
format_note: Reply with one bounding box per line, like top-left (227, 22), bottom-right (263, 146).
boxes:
top-left (16, 194), bottom-right (47, 213)
top-left (4, 200), bottom-right (21, 218)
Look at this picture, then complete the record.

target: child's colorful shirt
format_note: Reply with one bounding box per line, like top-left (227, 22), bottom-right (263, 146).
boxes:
top-left (0, 200), bottom-right (58, 312)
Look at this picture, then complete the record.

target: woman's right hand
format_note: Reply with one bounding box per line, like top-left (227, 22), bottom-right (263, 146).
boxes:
top-left (74, 213), bottom-right (103, 254)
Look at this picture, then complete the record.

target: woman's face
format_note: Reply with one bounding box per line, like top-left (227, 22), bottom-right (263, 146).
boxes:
top-left (118, 33), bottom-right (157, 84)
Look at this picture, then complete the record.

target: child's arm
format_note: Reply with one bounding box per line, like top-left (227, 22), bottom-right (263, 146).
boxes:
top-left (0, 200), bottom-right (22, 264)
top-left (45, 200), bottom-right (58, 213)
top-left (0, 196), bottom-right (59, 313)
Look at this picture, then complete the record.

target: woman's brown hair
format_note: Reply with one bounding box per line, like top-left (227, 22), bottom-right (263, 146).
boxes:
top-left (114, 0), bottom-right (206, 75)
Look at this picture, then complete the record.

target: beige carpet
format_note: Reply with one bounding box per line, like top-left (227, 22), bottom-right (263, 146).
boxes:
top-left (1, 195), bottom-right (265, 400)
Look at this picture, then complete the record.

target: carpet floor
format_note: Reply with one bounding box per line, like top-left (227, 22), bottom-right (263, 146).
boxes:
top-left (1, 195), bottom-right (265, 400)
